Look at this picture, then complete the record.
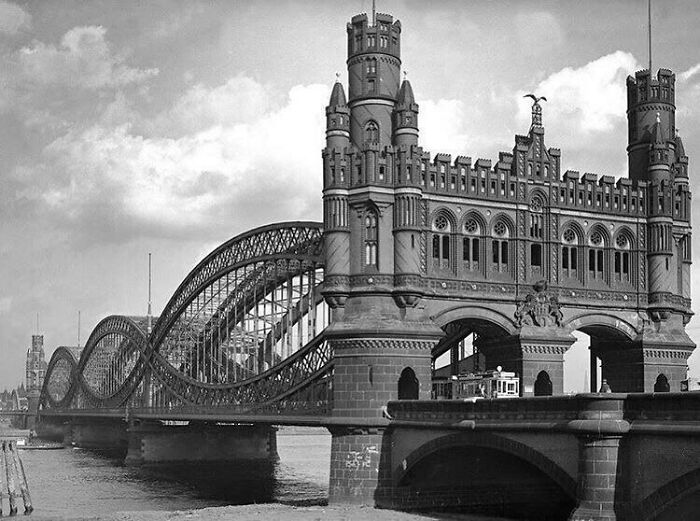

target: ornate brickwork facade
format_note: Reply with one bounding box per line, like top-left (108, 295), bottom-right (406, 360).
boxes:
top-left (321, 6), bottom-right (694, 423)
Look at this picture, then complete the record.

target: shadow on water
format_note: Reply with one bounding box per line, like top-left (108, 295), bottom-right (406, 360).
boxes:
top-left (81, 449), bottom-right (329, 506)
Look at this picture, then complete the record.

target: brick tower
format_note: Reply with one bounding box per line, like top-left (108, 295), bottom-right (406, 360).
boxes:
top-left (26, 335), bottom-right (47, 418)
top-left (322, 10), bottom-right (443, 504)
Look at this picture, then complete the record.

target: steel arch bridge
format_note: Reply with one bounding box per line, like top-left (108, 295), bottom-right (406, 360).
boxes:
top-left (40, 221), bottom-right (333, 419)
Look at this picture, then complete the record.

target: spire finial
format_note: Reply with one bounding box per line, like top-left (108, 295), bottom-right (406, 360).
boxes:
top-left (372, 0), bottom-right (376, 26)
top-left (335, 72), bottom-right (340, 83)
top-left (648, 0), bottom-right (653, 74)
top-left (403, 70), bottom-right (407, 81)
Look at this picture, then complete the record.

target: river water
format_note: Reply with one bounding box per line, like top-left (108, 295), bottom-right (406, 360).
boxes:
top-left (18, 427), bottom-right (331, 519)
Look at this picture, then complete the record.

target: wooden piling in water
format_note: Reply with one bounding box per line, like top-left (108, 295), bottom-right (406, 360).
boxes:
top-left (0, 440), bottom-right (33, 516)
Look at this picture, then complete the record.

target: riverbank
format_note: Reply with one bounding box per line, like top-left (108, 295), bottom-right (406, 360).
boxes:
top-left (35, 504), bottom-right (513, 521)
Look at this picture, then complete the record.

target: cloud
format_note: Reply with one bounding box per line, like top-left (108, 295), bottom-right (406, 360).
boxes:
top-left (18, 26), bottom-right (158, 89)
top-left (162, 76), bottom-right (276, 135)
top-left (0, 1), bottom-right (30, 34)
top-left (22, 80), bottom-right (327, 242)
top-left (515, 51), bottom-right (641, 174)
top-left (514, 11), bottom-right (564, 52)
top-left (518, 51), bottom-right (639, 135)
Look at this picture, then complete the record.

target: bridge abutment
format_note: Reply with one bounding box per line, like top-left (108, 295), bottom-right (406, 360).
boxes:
top-left (325, 294), bottom-right (443, 504)
top-left (125, 421), bottom-right (278, 466)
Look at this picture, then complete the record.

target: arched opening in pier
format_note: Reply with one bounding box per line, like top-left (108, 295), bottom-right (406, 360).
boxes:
top-left (398, 367), bottom-right (419, 400)
top-left (431, 315), bottom-right (511, 399)
top-left (398, 444), bottom-right (575, 520)
top-left (564, 318), bottom-right (636, 393)
top-left (534, 371), bottom-right (552, 396)
top-left (654, 373), bottom-right (670, 392)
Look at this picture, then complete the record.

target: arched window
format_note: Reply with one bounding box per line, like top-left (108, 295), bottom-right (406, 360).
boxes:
top-left (462, 217), bottom-right (481, 271)
top-left (398, 367), bottom-right (419, 400)
top-left (365, 121), bottom-right (379, 144)
top-left (492, 220), bottom-right (509, 272)
top-left (529, 197), bottom-right (544, 273)
top-left (614, 233), bottom-right (631, 283)
top-left (654, 374), bottom-right (670, 393)
top-left (364, 210), bottom-right (378, 267)
top-left (367, 58), bottom-right (377, 75)
top-left (561, 227), bottom-right (579, 279)
top-left (588, 228), bottom-right (606, 281)
top-left (432, 214), bottom-right (451, 269)
top-left (534, 371), bottom-right (553, 396)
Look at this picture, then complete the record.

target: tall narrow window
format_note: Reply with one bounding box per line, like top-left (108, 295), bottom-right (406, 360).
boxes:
top-left (364, 121), bottom-right (378, 144)
top-left (492, 220), bottom-right (509, 272)
top-left (614, 234), bottom-right (631, 282)
top-left (432, 214), bottom-right (451, 269)
top-left (529, 197), bottom-right (544, 274)
top-left (561, 228), bottom-right (579, 279)
top-left (463, 217), bottom-right (481, 271)
top-left (365, 211), bottom-right (378, 267)
top-left (588, 230), bottom-right (606, 280)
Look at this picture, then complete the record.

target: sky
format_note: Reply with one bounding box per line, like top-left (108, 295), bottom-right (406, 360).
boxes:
top-left (2, 0), bottom-right (700, 392)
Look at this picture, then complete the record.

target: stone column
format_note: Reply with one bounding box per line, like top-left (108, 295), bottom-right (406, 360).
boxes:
top-left (476, 326), bottom-right (575, 397)
top-left (568, 395), bottom-right (629, 521)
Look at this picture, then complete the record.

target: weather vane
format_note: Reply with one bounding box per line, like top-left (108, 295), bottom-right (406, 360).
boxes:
top-left (524, 93), bottom-right (547, 127)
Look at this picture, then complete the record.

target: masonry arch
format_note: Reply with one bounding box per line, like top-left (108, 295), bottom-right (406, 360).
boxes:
top-left (394, 431), bottom-right (576, 519)
top-left (430, 306), bottom-right (516, 397)
top-left (633, 468), bottom-right (700, 521)
top-left (564, 312), bottom-right (640, 393)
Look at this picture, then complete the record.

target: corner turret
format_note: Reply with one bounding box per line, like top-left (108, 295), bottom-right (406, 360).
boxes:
top-left (627, 69), bottom-right (676, 181)
top-left (326, 79), bottom-right (350, 153)
top-left (393, 78), bottom-right (419, 147)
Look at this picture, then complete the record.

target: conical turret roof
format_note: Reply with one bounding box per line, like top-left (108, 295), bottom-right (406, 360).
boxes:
top-left (329, 81), bottom-right (347, 107)
top-left (397, 79), bottom-right (415, 106)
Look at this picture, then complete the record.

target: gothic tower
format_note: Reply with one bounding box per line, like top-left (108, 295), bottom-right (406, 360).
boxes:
top-left (322, 9), bottom-right (442, 505)
top-left (26, 334), bottom-right (47, 416)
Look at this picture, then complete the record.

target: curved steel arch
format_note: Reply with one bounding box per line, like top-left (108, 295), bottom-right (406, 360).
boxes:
top-left (74, 315), bottom-right (151, 409)
top-left (43, 221), bottom-right (330, 416)
top-left (40, 346), bottom-right (79, 410)
top-left (151, 221), bottom-right (323, 349)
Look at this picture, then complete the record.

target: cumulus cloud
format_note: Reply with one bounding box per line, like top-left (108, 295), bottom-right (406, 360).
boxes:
top-left (18, 26), bottom-right (158, 89)
top-left (518, 51), bottom-right (639, 135)
top-left (515, 51), bottom-right (641, 174)
top-left (0, 1), bottom-right (30, 34)
top-left (162, 76), bottom-right (276, 135)
top-left (26, 80), bottom-right (327, 241)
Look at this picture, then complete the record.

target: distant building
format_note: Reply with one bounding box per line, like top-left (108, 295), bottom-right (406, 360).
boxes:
top-left (26, 335), bottom-right (47, 413)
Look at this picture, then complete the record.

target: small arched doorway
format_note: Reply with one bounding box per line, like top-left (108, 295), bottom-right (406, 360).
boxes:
top-left (398, 367), bottom-right (419, 400)
top-left (654, 374), bottom-right (670, 392)
top-left (534, 371), bottom-right (553, 396)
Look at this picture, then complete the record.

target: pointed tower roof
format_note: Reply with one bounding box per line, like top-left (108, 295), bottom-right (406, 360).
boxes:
top-left (329, 80), bottom-right (347, 107)
top-left (397, 79), bottom-right (415, 106)
top-left (674, 133), bottom-right (686, 158)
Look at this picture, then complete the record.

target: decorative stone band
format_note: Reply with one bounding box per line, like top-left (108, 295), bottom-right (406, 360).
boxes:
top-left (325, 129), bottom-right (350, 138)
top-left (643, 349), bottom-right (694, 360)
top-left (521, 345), bottom-right (570, 355)
top-left (331, 338), bottom-right (437, 354)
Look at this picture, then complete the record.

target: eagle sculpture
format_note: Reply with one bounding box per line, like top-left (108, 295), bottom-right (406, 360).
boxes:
top-left (524, 94), bottom-right (547, 104)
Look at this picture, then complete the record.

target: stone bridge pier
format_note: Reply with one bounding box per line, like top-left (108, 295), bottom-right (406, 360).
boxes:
top-left (327, 393), bottom-right (700, 521)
